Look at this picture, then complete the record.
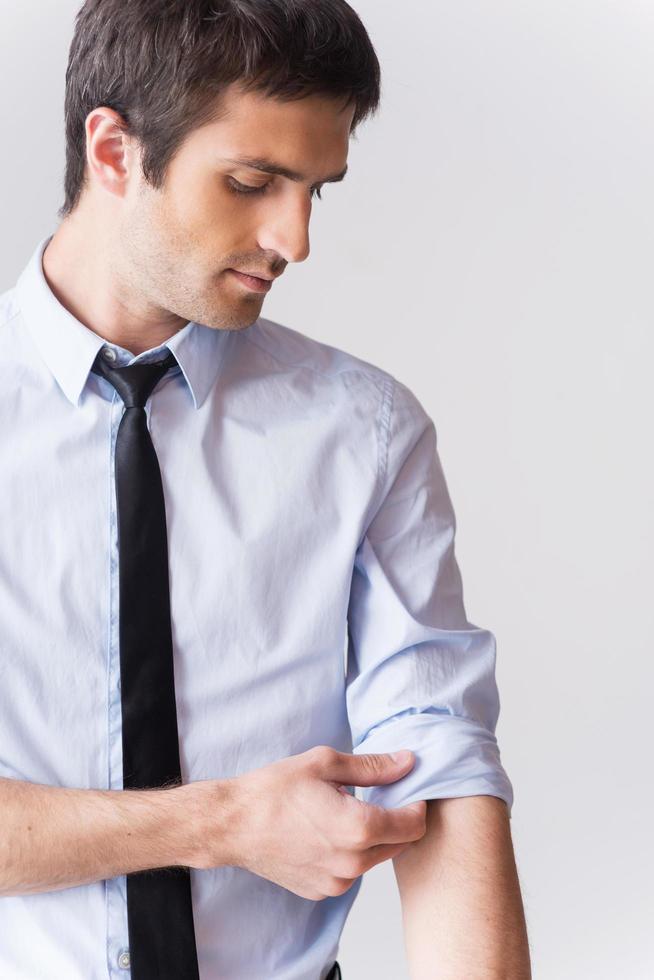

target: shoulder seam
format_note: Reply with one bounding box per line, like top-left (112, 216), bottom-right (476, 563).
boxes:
top-left (378, 375), bottom-right (394, 502)
top-left (356, 375), bottom-right (395, 549)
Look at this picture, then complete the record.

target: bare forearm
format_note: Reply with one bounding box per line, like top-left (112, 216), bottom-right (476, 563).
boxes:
top-left (393, 795), bottom-right (531, 980)
top-left (0, 776), bottom-right (225, 897)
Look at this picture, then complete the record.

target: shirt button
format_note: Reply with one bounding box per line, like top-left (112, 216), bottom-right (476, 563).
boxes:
top-left (102, 347), bottom-right (117, 361)
top-left (117, 948), bottom-right (130, 969)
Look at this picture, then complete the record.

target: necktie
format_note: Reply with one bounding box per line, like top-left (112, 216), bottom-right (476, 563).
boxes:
top-left (91, 348), bottom-right (200, 980)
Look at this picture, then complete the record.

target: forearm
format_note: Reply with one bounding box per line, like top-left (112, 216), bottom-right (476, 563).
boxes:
top-left (0, 776), bottom-right (223, 897)
top-left (393, 795), bottom-right (531, 980)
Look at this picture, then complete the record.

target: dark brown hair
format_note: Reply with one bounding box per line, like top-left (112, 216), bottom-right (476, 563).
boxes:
top-left (58, 0), bottom-right (381, 218)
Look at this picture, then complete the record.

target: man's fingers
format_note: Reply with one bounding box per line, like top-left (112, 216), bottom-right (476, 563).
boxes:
top-left (333, 790), bottom-right (427, 846)
top-left (317, 746), bottom-right (416, 787)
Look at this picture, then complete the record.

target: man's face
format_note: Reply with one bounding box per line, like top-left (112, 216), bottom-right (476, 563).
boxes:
top-left (118, 83), bottom-right (355, 333)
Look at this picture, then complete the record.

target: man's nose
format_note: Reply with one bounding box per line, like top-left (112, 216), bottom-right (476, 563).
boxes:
top-left (257, 197), bottom-right (312, 265)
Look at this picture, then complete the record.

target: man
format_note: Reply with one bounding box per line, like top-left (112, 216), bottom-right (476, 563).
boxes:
top-left (0, 0), bottom-right (531, 977)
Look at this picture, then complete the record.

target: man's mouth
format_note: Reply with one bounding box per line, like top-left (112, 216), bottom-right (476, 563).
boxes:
top-left (228, 269), bottom-right (274, 293)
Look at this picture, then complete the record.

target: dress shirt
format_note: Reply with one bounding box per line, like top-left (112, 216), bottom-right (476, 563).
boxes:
top-left (0, 234), bottom-right (514, 980)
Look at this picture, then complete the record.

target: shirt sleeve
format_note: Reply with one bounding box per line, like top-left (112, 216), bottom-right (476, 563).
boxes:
top-left (345, 375), bottom-right (514, 817)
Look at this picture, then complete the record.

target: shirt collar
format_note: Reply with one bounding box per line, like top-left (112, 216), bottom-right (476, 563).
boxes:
top-left (14, 234), bottom-right (231, 410)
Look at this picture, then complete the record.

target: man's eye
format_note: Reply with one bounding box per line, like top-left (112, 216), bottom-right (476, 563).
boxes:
top-left (227, 178), bottom-right (269, 195)
top-left (226, 178), bottom-right (323, 201)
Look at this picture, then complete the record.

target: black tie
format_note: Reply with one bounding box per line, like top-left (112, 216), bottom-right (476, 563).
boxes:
top-left (91, 348), bottom-right (200, 980)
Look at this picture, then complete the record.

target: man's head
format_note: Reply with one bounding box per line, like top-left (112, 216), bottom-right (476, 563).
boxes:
top-left (54, 0), bottom-right (380, 340)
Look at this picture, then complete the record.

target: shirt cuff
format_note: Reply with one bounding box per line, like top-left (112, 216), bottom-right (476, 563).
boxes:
top-left (351, 710), bottom-right (515, 818)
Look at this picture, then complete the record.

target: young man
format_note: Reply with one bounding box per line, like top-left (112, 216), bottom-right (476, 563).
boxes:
top-left (0, 1), bottom-right (531, 978)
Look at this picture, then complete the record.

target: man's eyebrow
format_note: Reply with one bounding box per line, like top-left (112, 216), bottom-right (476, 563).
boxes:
top-left (223, 156), bottom-right (348, 184)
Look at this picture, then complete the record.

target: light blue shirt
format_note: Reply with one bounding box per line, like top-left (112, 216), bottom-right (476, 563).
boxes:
top-left (0, 235), bottom-right (514, 980)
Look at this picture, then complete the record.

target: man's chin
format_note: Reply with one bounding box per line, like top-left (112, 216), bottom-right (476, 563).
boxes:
top-left (194, 304), bottom-right (262, 333)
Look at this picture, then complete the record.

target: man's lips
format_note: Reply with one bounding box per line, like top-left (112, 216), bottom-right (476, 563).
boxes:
top-left (230, 268), bottom-right (283, 282)
top-left (228, 269), bottom-right (275, 292)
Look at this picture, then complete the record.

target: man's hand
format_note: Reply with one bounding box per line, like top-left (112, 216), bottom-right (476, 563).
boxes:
top-left (191, 745), bottom-right (427, 900)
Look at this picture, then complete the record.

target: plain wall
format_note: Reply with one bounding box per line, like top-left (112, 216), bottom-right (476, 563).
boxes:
top-left (1, 2), bottom-right (652, 977)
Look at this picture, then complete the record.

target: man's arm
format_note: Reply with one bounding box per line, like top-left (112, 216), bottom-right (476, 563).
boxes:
top-left (0, 776), bottom-right (228, 897)
top-left (392, 794), bottom-right (531, 980)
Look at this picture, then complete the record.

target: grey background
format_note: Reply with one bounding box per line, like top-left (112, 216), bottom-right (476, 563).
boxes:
top-left (1, 2), bottom-right (652, 977)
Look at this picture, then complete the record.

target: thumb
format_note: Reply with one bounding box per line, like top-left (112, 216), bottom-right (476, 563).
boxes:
top-left (322, 748), bottom-right (416, 788)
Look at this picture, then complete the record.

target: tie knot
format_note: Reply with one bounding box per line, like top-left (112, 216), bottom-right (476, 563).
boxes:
top-left (91, 349), bottom-right (178, 408)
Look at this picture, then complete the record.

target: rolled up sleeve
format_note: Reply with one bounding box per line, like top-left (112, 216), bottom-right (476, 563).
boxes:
top-left (346, 376), bottom-right (514, 817)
